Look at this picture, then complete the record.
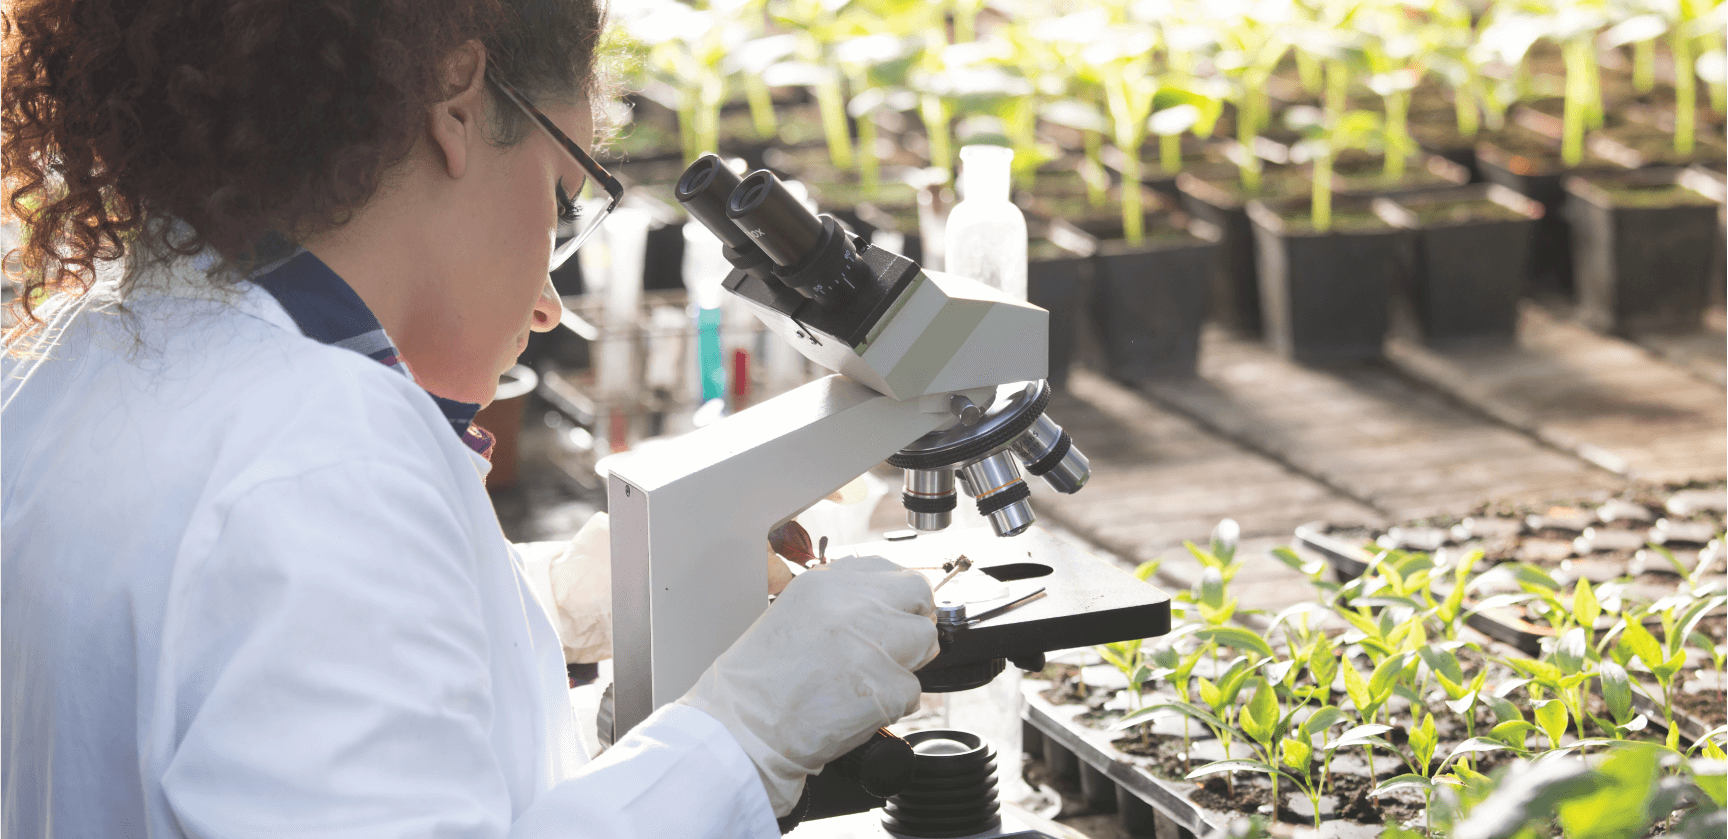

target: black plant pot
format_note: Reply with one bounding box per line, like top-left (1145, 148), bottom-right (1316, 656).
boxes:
top-left (1083, 214), bottom-right (1218, 381)
top-left (1686, 165), bottom-right (1727, 308)
top-left (1564, 167), bottom-right (1721, 334)
top-left (1028, 229), bottom-right (1093, 391)
top-left (1176, 167), bottom-right (1310, 336)
top-left (1247, 196), bottom-right (1410, 364)
top-left (1475, 125), bottom-right (1618, 297)
top-left (1373, 184), bottom-right (1545, 346)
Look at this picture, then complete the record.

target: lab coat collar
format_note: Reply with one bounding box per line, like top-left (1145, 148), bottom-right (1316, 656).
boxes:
top-left (248, 248), bottom-right (495, 460)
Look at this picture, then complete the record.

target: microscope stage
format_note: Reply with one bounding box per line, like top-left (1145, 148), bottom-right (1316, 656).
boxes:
top-left (847, 526), bottom-right (1172, 675)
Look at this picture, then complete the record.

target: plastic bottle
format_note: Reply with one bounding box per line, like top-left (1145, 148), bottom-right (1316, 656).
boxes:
top-left (943, 145), bottom-right (1028, 302)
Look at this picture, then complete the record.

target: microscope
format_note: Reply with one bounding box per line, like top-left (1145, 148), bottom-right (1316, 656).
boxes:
top-left (605, 155), bottom-right (1171, 836)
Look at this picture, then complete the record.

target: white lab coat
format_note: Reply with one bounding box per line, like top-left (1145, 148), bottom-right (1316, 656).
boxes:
top-left (1, 260), bottom-right (778, 838)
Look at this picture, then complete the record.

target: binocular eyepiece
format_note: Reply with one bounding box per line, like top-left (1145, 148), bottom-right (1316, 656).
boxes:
top-left (676, 154), bottom-right (868, 310)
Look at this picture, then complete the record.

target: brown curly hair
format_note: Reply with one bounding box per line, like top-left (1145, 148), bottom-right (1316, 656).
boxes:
top-left (2, 0), bottom-right (605, 331)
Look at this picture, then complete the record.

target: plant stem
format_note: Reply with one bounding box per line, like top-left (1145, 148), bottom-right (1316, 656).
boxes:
top-left (1456, 73), bottom-right (1481, 139)
top-left (1634, 40), bottom-right (1656, 93)
top-left (1084, 131), bottom-right (1106, 207)
top-left (1675, 29), bottom-right (1697, 156)
top-left (1385, 90), bottom-right (1408, 180)
top-left (1237, 94), bottom-right (1263, 194)
top-left (922, 94), bottom-right (952, 175)
top-left (857, 112), bottom-right (880, 194)
top-left (1562, 38), bottom-right (1589, 167)
top-left (744, 75), bottom-right (777, 140)
top-left (1314, 60), bottom-right (1345, 233)
top-left (816, 75), bottom-right (854, 169)
top-left (1122, 152), bottom-right (1145, 245)
top-left (1161, 133), bottom-right (1182, 174)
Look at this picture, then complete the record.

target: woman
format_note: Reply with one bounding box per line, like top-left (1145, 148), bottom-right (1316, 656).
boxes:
top-left (1, 1), bottom-right (939, 836)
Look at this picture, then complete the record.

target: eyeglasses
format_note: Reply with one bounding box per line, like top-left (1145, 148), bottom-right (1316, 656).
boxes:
top-left (486, 61), bottom-right (625, 272)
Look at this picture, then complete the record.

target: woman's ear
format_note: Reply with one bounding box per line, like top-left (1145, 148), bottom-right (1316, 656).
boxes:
top-left (427, 40), bottom-right (489, 180)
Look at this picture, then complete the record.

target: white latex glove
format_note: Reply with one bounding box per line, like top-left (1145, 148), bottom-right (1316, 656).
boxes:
top-left (676, 555), bottom-right (940, 817)
top-left (517, 513), bottom-right (613, 664)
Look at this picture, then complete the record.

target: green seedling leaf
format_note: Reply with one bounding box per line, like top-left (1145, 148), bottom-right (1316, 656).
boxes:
top-left (1489, 721), bottom-right (1534, 751)
top-left (1196, 566), bottom-right (1225, 610)
top-left (1575, 578), bottom-right (1601, 632)
top-left (1443, 737), bottom-right (1519, 770)
top-left (1674, 595), bottom-right (1727, 658)
top-left (1197, 677), bottom-right (1222, 711)
top-left (1369, 652), bottom-right (1413, 701)
top-left (1690, 758), bottom-right (1727, 807)
top-left (1240, 680), bottom-right (1279, 746)
top-left (1655, 650), bottom-right (1687, 682)
top-left (1114, 700), bottom-right (1233, 733)
top-left (1556, 742), bottom-right (1662, 839)
top-left (1534, 699), bottom-right (1569, 750)
top-left (1210, 519), bottom-right (1240, 564)
top-left (1451, 757), bottom-right (1605, 839)
top-left (1622, 615), bottom-right (1665, 671)
top-left (1342, 662), bottom-right (1372, 712)
top-left (1419, 646), bottom-right (1465, 687)
top-left (1265, 658), bottom-right (1299, 688)
top-left (1445, 691), bottom-right (1479, 716)
top-left (1134, 559), bottom-right (1162, 582)
top-left (1308, 640), bottom-right (1339, 687)
top-left (1195, 626), bottom-right (1274, 661)
top-left (1374, 774), bottom-right (1435, 796)
top-left (1622, 714), bottom-right (1648, 733)
top-left (1483, 693), bottom-right (1524, 724)
top-left (1301, 706), bottom-right (1349, 739)
top-left (1326, 723), bottom-right (1394, 753)
top-left (1281, 737), bottom-right (1313, 773)
top-left (1411, 713), bottom-right (1439, 770)
top-left (1184, 758), bottom-right (1297, 784)
top-left (1554, 627), bottom-right (1588, 676)
top-left (1599, 662), bottom-right (1634, 724)
top-left (1273, 547), bottom-right (1324, 577)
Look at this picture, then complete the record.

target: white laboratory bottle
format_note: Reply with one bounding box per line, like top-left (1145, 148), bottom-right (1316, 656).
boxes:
top-left (943, 145), bottom-right (1027, 302)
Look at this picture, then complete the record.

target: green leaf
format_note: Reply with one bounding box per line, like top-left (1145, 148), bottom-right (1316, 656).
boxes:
top-left (1369, 652), bottom-right (1413, 701)
top-left (1113, 700), bottom-right (1233, 734)
top-left (1418, 646), bottom-right (1465, 686)
top-left (1184, 758), bottom-right (1296, 784)
top-left (1655, 650), bottom-right (1687, 682)
top-left (1488, 720), bottom-right (1535, 750)
top-left (1301, 705), bottom-right (1349, 738)
top-left (1195, 566), bottom-right (1225, 610)
top-left (1443, 737), bottom-right (1518, 769)
top-left (1240, 680), bottom-right (1279, 746)
top-left (1556, 743), bottom-right (1663, 839)
top-left (1622, 618), bottom-right (1666, 673)
top-left (1410, 713), bottom-right (1439, 769)
top-left (1343, 662), bottom-right (1372, 712)
top-left (1534, 699), bottom-right (1569, 749)
top-left (1210, 519), bottom-right (1240, 564)
top-left (1445, 691), bottom-right (1479, 716)
top-left (1554, 627), bottom-right (1588, 676)
top-left (1308, 640), bottom-right (1339, 687)
top-left (1674, 595), bottom-right (1726, 657)
top-left (1691, 758), bottom-right (1727, 807)
top-left (1281, 737), bottom-right (1313, 773)
top-left (1483, 693), bottom-right (1524, 725)
top-left (1197, 677), bottom-right (1222, 712)
top-left (1326, 723), bottom-right (1394, 753)
top-left (1575, 578), bottom-right (1601, 632)
top-left (1133, 558), bottom-right (1162, 582)
top-left (1195, 626), bottom-right (1274, 660)
top-left (1373, 774), bottom-right (1435, 796)
top-left (1600, 662), bottom-right (1634, 724)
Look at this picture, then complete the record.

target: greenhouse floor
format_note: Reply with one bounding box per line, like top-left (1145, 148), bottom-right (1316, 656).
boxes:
top-left (493, 300), bottom-right (1725, 838)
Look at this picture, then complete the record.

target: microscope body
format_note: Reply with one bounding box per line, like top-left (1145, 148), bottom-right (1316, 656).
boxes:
top-left (603, 156), bottom-right (1167, 832)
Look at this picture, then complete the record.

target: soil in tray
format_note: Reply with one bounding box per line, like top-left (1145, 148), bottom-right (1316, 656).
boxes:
top-left (1587, 180), bottom-right (1721, 209)
top-left (1270, 210), bottom-right (1397, 235)
top-left (1675, 686), bottom-right (1728, 728)
top-left (1408, 199), bottom-right (1538, 226)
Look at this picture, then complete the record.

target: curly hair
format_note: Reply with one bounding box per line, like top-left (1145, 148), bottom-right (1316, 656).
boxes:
top-left (2, 0), bottom-right (605, 332)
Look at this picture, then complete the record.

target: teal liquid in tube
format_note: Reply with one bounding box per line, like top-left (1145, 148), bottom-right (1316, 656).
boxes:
top-left (696, 306), bottom-right (725, 403)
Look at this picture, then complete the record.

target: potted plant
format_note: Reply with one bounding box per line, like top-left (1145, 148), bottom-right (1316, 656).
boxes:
top-left (1564, 166), bottom-right (1721, 334)
top-left (1373, 184), bottom-right (1546, 345)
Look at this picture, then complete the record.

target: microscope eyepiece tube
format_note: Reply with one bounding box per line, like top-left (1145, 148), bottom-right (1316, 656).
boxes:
top-left (676, 154), bottom-right (755, 252)
top-left (958, 451), bottom-right (1036, 538)
top-left (902, 468), bottom-right (956, 532)
top-left (726, 170), bottom-right (826, 268)
top-left (1009, 413), bottom-right (1091, 494)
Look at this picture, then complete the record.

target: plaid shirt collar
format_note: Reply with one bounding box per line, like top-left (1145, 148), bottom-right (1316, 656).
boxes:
top-left (251, 249), bottom-right (496, 460)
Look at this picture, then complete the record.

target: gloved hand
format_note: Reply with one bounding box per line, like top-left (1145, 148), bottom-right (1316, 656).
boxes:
top-left (676, 555), bottom-right (940, 817)
top-left (517, 513), bottom-right (614, 664)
